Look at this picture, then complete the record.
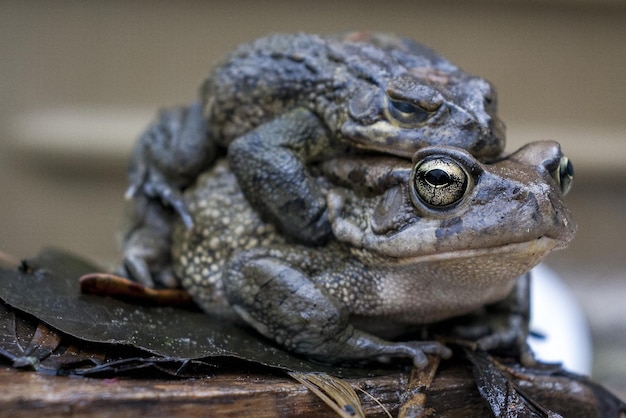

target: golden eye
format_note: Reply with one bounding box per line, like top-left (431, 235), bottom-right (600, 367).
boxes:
top-left (551, 156), bottom-right (574, 196)
top-left (411, 157), bottom-right (470, 208)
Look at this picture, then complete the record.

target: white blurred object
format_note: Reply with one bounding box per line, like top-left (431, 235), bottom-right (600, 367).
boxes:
top-left (529, 264), bottom-right (593, 376)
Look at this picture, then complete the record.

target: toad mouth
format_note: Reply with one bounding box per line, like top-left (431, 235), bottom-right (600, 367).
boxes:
top-left (393, 236), bottom-right (565, 265)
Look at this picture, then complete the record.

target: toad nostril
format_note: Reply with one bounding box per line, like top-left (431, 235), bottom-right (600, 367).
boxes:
top-left (461, 116), bottom-right (474, 127)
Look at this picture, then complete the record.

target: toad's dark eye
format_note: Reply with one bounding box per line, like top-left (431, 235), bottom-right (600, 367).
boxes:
top-left (411, 156), bottom-right (470, 208)
top-left (387, 98), bottom-right (430, 125)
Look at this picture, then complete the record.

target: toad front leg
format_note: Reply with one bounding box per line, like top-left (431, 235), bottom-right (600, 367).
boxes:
top-left (228, 108), bottom-right (334, 245)
top-left (224, 250), bottom-right (452, 367)
top-left (453, 273), bottom-right (534, 365)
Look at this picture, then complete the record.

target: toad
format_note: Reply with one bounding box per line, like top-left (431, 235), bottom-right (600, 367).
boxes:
top-left (171, 141), bottom-right (575, 366)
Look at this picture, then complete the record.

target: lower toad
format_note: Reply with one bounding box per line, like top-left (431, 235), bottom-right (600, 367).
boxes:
top-left (170, 141), bottom-right (575, 367)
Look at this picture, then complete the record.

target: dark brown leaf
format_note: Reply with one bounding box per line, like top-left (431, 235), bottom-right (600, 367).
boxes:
top-left (0, 248), bottom-right (390, 377)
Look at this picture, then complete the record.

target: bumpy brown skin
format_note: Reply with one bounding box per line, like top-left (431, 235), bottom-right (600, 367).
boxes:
top-left (172, 141), bottom-right (576, 367)
top-left (122, 32), bottom-right (506, 287)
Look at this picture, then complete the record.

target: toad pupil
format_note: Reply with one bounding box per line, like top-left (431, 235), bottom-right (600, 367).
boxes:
top-left (425, 169), bottom-right (451, 187)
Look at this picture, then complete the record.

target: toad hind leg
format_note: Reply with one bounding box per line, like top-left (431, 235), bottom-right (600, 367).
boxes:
top-left (126, 101), bottom-right (215, 229)
top-left (121, 102), bottom-right (214, 286)
top-left (224, 254), bottom-right (451, 368)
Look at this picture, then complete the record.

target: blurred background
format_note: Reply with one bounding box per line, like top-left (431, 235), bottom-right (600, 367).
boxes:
top-left (1, 0), bottom-right (624, 399)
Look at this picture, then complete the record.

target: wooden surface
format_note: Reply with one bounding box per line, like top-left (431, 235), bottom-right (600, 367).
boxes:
top-left (0, 366), bottom-right (406, 417)
top-left (1, 358), bottom-right (623, 417)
